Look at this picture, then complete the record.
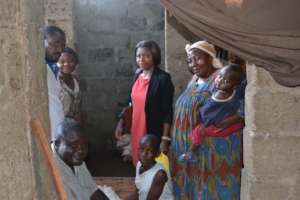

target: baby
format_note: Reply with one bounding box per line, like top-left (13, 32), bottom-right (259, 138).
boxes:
top-left (125, 134), bottom-right (174, 200)
top-left (180, 64), bottom-right (245, 162)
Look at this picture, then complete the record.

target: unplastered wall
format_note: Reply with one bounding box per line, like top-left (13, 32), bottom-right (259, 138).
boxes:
top-left (241, 65), bottom-right (300, 200)
top-left (165, 12), bottom-right (190, 98)
top-left (45, 0), bottom-right (76, 47)
top-left (0, 0), bottom-right (56, 199)
top-left (74, 0), bottom-right (165, 151)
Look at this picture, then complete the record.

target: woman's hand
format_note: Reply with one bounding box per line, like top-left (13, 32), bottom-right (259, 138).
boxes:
top-left (114, 119), bottom-right (124, 140)
top-left (160, 140), bottom-right (170, 155)
top-left (160, 123), bottom-right (172, 154)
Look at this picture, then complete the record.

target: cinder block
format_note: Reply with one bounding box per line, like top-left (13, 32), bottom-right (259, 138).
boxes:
top-left (86, 32), bottom-right (131, 49)
top-left (87, 17), bottom-right (116, 33)
top-left (88, 48), bottom-right (114, 63)
top-left (243, 134), bottom-right (300, 181)
top-left (97, 0), bottom-right (128, 18)
top-left (119, 17), bottom-right (147, 31)
top-left (245, 67), bottom-right (300, 136)
top-left (248, 181), bottom-right (292, 200)
top-left (45, 0), bottom-right (73, 20)
top-left (116, 62), bottom-right (134, 77)
top-left (128, 1), bottom-right (163, 20)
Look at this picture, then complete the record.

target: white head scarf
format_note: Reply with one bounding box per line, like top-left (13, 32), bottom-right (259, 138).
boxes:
top-left (185, 40), bottom-right (223, 69)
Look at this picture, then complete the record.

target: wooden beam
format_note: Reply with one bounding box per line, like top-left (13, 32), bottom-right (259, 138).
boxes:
top-left (30, 119), bottom-right (68, 200)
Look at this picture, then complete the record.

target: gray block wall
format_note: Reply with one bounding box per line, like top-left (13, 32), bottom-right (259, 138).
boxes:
top-left (74, 0), bottom-right (165, 151)
top-left (1, 0), bottom-right (57, 199)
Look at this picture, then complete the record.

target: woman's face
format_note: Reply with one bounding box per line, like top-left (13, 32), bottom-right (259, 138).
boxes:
top-left (58, 52), bottom-right (76, 75)
top-left (187, 49), bottom-right (213, 78)
top-left (136, 47), bottom-right (154, 71)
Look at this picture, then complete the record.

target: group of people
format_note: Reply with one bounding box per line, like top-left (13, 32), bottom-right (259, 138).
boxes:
top-left (45, 26), bottom-right (81, 140)
top-left (115, 40), bottom-right (246, 200)
top-left (45, 24), bottom-right (246, 200)
top-left (45, 25), bottom-right (112, 199)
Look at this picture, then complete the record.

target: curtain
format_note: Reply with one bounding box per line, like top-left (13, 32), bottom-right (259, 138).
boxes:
top-left (161, 0), bottom-right (300, 87)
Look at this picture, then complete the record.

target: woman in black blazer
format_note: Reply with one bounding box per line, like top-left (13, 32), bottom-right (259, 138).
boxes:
top-left (115, 40), bottom-right (174, 165)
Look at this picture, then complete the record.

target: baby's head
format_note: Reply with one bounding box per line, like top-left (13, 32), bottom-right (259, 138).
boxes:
top-left (57, 47), bottom-right (79, 75)
top-left (214, 64), bottom-right (243, 93)
top-left (138, 134), bottom-right (160, 168)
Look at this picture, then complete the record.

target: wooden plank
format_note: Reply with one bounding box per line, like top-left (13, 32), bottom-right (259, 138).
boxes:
top-left (95, 177), bottom-right (135, 199)
top-left (30, 119), bottom-right (68, 200)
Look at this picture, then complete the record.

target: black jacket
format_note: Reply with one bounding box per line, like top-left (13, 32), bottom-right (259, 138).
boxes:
top-left (129, 67), bottom-right (174, 138)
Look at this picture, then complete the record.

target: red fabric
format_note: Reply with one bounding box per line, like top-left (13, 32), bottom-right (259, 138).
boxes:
top-left (190, 122), bottom-right (244, 145)
top-left (130, 76), bottom-right (150, 166)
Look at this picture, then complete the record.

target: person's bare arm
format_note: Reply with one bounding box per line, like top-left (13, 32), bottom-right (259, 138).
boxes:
top-left (146, 170), bottom-right (168, 200)
top-left (114, 118), bottom-right (124, 140)
top-left (124, 186), bottom-right (139, 200)
top-left (160, 123), bottom-right (171, 154)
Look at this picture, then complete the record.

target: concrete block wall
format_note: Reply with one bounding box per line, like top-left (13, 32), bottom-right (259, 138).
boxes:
top-left (45, 0), bottom-right (75, 47)
top-left (241, 65), bottom-right (300, 200)
top-left (74, 0), bottom-right (165, 151)
top-left (0, 0), bottom-right (56, 199)
top-left (165, 12), bottom-right (191, 98)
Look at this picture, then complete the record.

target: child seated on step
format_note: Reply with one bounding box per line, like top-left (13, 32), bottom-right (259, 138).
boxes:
top-left (179, 64), bottom-right (245, 162)
top-left (125, 134), bottom-right (174, 200)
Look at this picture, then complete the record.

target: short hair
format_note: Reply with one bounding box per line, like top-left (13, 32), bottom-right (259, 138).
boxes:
top-left (141, 134), bottom-right (160, 153)
top-left (44, 25), bottom-right (66, 41)
top-left (135, 40), bottom-right (161, 66)
top-left (225, 64), bottom-right (243, 84)
top-left (62, 47), bottom-right (79, 65)
top-left (54, 118), bottom-right (82, 142)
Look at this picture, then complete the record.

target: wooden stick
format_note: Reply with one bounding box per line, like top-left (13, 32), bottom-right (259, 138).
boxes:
top-left (30, 119), bottom-right (68, 200)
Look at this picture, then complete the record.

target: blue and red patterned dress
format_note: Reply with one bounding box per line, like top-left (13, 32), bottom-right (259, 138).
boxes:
top-left (171, 72), bottom-right (244, 200)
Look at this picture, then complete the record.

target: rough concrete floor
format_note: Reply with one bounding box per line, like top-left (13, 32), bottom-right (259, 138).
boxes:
top-left (86, 150), bottom-right (135, 177)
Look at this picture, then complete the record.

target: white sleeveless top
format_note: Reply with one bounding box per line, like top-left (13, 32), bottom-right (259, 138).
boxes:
top-left (135, 161), bottom-right (174, 200)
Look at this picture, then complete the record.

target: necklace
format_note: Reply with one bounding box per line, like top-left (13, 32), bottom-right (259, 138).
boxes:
top-left (212, 90), bottom-right (236, 102)
top-left (191, 78), bottom-right (203, 93)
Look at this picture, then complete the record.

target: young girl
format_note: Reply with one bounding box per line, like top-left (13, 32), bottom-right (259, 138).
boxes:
top-left (125, 134), bottom-right (174, 200)
top-left (180, 64), bottom-right (245, 162)
top-left (57, 47), bottom-right (81, 122)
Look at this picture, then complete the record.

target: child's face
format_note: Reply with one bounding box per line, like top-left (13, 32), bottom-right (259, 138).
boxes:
top-left (138, 141), bottom-right (158, 168)
top-left (215, 67), bottom-right (239, 92)
top-left (136, 47), bottom-right (154, 70)
top-left (57, 52), bottom-right (76, 74)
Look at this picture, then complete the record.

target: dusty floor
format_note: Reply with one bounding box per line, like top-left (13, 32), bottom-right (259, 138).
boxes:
top-left (86, 150), bottom-right (135, 177)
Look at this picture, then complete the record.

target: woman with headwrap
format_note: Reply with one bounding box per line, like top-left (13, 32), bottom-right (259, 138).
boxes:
top-left (171, 41), bottom-right (244, 199)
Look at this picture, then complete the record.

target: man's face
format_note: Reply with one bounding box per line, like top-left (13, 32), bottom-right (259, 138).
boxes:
top-left (45, 35), bottom-right (66, 63)
top-left (56, 132), bottom-right (88, 167)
